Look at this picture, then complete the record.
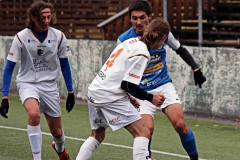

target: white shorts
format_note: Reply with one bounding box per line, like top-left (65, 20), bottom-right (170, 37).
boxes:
top-left (88, 97), bottom-right (141, 131)
top-left (17, 80), bottom-right (61, 117)
top-left (138, 82), bottom-right (181, 116)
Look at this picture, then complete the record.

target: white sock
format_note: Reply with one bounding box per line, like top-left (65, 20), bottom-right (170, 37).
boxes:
top-left (76, 137), bottom-right (100, 160)
top-left (28, 125), bottom-right (42, 160)
top-left (52, 130), bottom-right (65, 153)
top-left (133, 137), bottom-right (149, 160)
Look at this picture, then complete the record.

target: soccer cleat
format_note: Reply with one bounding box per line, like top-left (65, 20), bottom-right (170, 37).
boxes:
top-left (52, 141), bottom-right (70, 160)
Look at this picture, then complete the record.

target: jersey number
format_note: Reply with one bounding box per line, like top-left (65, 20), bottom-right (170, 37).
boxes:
top-left (104, 48), bottom-right (123, 71)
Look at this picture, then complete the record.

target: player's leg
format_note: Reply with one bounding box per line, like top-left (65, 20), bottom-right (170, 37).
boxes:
top-left (76, 127), bottom-right (105, 160)
top-left (163, 103), bottom-right (198, 160)
top-left (18, 82), bottom-right (42, 160)
top-left (141, 114), bottom-right (154, 159)
top-left (76, 102), bottom-right (108, 160)
top-left (160, 83), bottom-right (198, 160)
top-left (138, 90), bottom-right (159, 160)
top-left (39, 80), bottom-right (69, 159)
top-left (101, 98), bottom-right (150, 160)
top-left (24, 98), bottom-right (42, 160)
top-left (125, 118), bottom-right (150, 160)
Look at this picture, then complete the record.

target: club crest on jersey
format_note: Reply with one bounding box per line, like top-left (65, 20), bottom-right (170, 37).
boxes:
top-left (37, 49), bottom-right (44, 56)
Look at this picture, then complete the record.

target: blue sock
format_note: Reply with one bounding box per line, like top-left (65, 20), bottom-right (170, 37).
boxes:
top-left (179, 129), bottom-right (198, 159)
top-left (148, 136), bottom-right (152, 157)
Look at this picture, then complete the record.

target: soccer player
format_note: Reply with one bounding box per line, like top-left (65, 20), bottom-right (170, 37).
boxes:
top-left (0, 1), bottom-right (75, 160)
top-left (117, 1), bottom-right (206, 160)
top-left (75, 17), bottom-right (170, 160)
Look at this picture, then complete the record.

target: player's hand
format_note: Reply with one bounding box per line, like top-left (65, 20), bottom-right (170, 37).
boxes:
top-left (194, 69), bottom-right (206, 88)
top-left (129, 96), bottom-right (140, 108)
top-left (0, 99), bottom-right (9, 118)
top-left (151, 94), bottom-right (166, 106)
top-left (66, 92), bottom-right (75, 113)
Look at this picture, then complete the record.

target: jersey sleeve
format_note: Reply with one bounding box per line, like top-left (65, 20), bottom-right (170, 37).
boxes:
top-left (7, 34), bottom-right (22, 62)
top-left (165, 32), bottom-right (180, 50)
top-left (57, 33), bottom-right (72, 58)
top-left (123, 46), bottom-right (149, 85)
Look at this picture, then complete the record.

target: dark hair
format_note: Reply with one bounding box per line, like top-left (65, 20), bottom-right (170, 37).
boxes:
top-left (141, 17), bottom-right (171, 50)
top-left (128, 0), bottom-right (152, 17)
top-left (26, 0), bottom-right (57, 29)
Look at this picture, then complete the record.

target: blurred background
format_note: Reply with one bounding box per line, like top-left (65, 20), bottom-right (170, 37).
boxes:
top-left (0, 0), bottom-right (240, 48)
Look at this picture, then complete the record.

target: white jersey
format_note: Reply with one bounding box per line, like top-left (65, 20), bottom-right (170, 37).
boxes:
top-left (7, 27), bottom-right (71, 82)
top-left (88, 37), bottom-right (150, 104)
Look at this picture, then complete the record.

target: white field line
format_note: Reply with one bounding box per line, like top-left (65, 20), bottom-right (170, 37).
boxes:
top-left (0, 125), bottom-right (206, 160)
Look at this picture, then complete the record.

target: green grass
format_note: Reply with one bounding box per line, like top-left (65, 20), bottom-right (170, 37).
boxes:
top-left (0, 95), bottom-right (239, 160)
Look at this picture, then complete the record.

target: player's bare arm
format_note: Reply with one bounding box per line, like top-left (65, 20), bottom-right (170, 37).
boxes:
top-left (129, 96), bottom-right (140, 108)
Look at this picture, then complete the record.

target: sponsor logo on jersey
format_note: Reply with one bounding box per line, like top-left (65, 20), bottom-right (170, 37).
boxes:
top-left (37, 49), bottom-right (44, 56)
top-left (150, 51), bottom-right (162, 63)
top-left (48, 39), bottom-right (57, 43)
top-left (98, 71), bottom-right (106, 80)
top-left (146, 77), bottom-right (162, 87)
top-left (140, 76), bottom-right (162, 87)
top-left (134, 63), bottom-right (141, 70)
top-left (8, 52), bottom-right (13, 56)
top-left (142, 69), bottom-right (162, 77)
top-left (93, 118), bottom-right (103, 124)
top-left (28, 39), bottom-right (37, 43)
top-left (144, 63), bottom-right (164, 73)
top-left (129, 73), bottom-right (140, 79)
top-left (31, 58), bottom-right (52, 72)
top-left (140, 78), bottom-right (148, 85)
top-left (109, 116), bottom-right (121, 125)
top-left (37, 45), bottom-right (46, 47)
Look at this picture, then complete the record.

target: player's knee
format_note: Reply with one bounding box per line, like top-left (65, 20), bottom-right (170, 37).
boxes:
top-left (173, 120), bottom-right (188, 134)
top-left (139, 127), bottom-right (150, 139)
top-left (28, 112), bottom-right (40, 124)
top-left (51, 129), bottom-right (63, 138)
top-left (91, 127), bottom-right (106, 143)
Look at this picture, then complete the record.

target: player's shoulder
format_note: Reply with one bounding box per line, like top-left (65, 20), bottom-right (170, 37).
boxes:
top-left (124, 38), bottom-right (148, 53)
top-left (17, 28), bottom-right (31, 37)
top-left (118, 27), bottom-right (137, 42)
top-left (47, 27), bottom-right (64, 40)
top-left (48, 27), bottom-right (62, 34)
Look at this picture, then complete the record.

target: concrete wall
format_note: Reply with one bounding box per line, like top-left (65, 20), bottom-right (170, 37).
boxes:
top-left (1, 36), bottom-right (240, 119)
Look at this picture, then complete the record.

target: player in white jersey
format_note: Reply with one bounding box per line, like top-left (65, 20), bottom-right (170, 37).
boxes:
top-left (0, 1), bottom-right (74, 160)
top-left (76, 17), bottom-right (170, 160)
